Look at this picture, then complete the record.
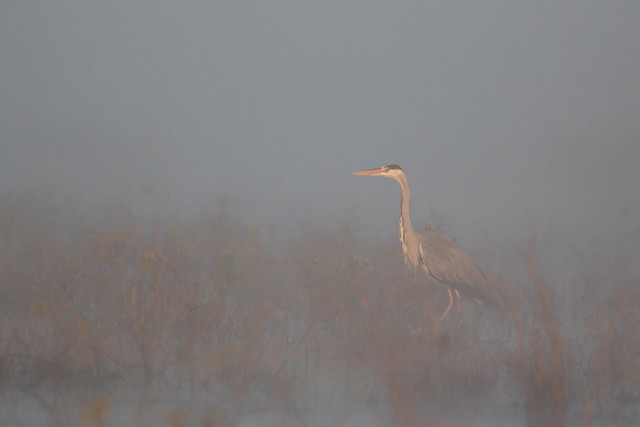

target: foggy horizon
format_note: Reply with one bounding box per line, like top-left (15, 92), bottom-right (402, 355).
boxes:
top-left (2, 1), bottom-right (639, 256)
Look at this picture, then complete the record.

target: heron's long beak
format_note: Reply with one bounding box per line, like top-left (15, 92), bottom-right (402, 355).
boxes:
top-left (352, 167), bottom-right (385, 176)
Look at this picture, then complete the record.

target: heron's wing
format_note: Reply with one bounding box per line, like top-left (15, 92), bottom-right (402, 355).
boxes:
top-left (419, 232), bottom-right (499, 308)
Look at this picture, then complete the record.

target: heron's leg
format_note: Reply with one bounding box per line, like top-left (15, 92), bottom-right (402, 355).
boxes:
top-left (435, 287), bottom-right (455, 331)
top-left (453, 289), bottom-right (462, 319)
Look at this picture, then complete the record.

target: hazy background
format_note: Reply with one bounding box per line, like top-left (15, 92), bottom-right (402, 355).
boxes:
top-left (2, 0), bottom-right (639, 254)
top-left (2, 3), bottom-right (640, 425)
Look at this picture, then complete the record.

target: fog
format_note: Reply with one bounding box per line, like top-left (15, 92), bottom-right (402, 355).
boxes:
top-left (1, 1), bottom-right (639, 426)
top-left (2, 1), bottom-right (639, 248)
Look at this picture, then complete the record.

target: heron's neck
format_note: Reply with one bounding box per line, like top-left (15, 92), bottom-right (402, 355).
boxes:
top-left (397, 174), bottom-right (421, 267)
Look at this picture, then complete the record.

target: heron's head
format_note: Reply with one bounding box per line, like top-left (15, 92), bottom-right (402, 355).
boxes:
top-left (352, 164), bottom-right (404, 179)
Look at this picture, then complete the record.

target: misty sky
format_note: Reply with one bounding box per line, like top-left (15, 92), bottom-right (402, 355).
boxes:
top-left (1, 1), bottom-right (639, 254)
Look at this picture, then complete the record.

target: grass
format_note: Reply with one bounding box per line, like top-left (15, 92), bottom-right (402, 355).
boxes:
top-left (0, 201), bottom-right (638, 426)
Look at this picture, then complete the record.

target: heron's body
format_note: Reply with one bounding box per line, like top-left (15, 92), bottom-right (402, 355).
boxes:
top-left (353, 164), bottom-right (499, 325)
top-left (416, 230), bottom-right (498, 308)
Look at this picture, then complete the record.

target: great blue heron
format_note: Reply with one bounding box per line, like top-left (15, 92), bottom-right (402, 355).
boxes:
top-left (353, 164), bottom-right (499, 327)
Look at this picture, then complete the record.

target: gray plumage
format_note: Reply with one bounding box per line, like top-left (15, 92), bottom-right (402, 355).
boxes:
top-left (419, 231), bottom-right (499, 309)
top-left (353, 164), bottom-right (499, 324)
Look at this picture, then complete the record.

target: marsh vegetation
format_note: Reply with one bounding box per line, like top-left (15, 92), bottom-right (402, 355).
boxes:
top-left (0, 198), bottom-right (638, 426)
